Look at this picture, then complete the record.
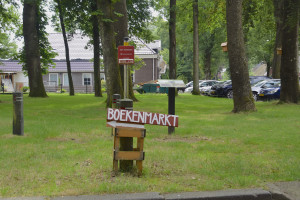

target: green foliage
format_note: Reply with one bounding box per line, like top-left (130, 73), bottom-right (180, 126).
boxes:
top-left (0, 1), bottom-right (20, 59)
top-left (127, 0), bottom-right (156, 42)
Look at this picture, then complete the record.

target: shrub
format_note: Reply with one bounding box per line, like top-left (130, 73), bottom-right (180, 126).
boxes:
top-left (22, 86), bottom-right (29, 92)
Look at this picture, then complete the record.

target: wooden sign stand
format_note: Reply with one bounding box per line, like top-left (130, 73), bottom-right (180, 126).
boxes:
top-left (113, 127), bottom-right (146, 176)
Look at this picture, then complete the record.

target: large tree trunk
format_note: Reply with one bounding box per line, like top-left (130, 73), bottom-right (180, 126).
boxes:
top-left (272, 0), bottom-right (284, 78)
top-left (226, 0), bottom-right (256, 113)
top-left (23, 0), bottom-right (47, 97)
top-left (91, 0), bottom-right (102, 97)
top-left (56, 0), bottom-right (75, 96)
top-left (279, 0), bottom-right (299, 103)
top-left (192, 0), bottom-right (200, 95)
top-left (114, 0), bottom-right (137, 101)
top-left (97, 0), bottom-right (122, 107)
top-left (169, 0), bottom-right (177, 80)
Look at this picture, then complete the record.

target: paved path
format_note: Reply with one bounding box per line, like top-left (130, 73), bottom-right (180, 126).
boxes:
top-left (0, 181), bottom-right (299, 200)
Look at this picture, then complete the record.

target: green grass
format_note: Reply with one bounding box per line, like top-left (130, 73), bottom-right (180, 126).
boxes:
top-left (0, 93), bottom-right (299, 197)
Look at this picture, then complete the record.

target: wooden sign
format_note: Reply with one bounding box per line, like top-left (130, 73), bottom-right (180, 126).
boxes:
top-left (118, 46), bottom-right (134, 64)
top-left (107, 108), bottom-right (178, 127)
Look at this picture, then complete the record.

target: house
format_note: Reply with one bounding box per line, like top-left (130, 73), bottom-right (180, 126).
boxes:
top-left (0, 33), bottom-right (165, 92)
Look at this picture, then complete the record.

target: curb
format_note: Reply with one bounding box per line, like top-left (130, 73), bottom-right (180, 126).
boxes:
top-left (0, 189), bottom-right (276, 200)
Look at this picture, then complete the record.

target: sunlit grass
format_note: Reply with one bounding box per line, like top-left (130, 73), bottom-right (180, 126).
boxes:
top-left (0, 93), bottom-right (299, 197)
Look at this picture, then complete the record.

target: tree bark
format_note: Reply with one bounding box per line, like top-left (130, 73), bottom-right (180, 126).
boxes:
top-left (97, 0), bottom-right (123, 107)
top-left (272, 0), bottom-right (284, 78)
top-left (279, 0), bottom-right (299, 103)
top-left (56, 0), bottom-right (75, 96)
top-left (226, 0), bottom-right (256, 113)
top-left (23, 0), bottom-right (47, 97)
top-left (192, 0), bottom-right (200, 95)
top-left (169, 0), bottom-right (177, 80)
top-left (113, 0), bottom-right (137, 101)
top-left (91, 0), bottom-right (102, 97)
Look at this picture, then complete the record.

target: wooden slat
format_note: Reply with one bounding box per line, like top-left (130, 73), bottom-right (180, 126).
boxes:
top-left (136, 160), bottom-right (143, 176)
top-left (114, 151), bottom-right (144, 160)
top-left (137, 138), bottom-right (144, 151)
top-left (116, 128), bottom-right (145, 138)
top-left (114, 136), bottom-right (120, 151)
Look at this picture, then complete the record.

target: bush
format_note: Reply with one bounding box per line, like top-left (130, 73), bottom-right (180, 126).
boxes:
top-left (22, 86), bottom-right (29, 92)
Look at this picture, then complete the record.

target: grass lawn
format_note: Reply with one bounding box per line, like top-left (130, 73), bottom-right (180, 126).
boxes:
top-left (0, 93), bottom-right (299, 197)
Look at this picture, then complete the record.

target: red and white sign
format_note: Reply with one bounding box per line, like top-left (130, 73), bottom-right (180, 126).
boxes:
top-left (107, 108), bottom-right (178, 127)
top-left (118, 46), bottom-right (134, 64)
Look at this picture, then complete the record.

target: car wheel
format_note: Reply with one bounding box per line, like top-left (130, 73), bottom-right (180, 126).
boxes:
top-left (253, 92), bottom-right (258, 101)
top-left (227, 90), bottom-right (233, 99)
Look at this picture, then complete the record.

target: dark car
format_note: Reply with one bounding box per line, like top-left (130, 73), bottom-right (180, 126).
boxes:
top-left (209, 80), bottom-right (232, 97)
top-left (258, 82), bottom-right (281, 101)
top-left (212, 76), bottom-right (272, 98)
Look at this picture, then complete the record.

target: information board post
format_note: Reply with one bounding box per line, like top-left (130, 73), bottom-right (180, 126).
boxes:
top-left (168, 88), bottom-right (176, 134)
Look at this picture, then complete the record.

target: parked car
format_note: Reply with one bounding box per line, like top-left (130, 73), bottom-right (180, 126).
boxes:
top-left (251, 79), bottom-right (280, 101)
top-left (184, 80), bottom-right (218, 93)
top-left (211, 76), bottom-right (272, 98)
top-left (209, 80), bottom-right (232, 97)
top-left (200, 81), bottom-right (223, 95)
top-left (258, 82), bottom-right (281, 101)
top-left (178, 80), bottom-right (203, 93)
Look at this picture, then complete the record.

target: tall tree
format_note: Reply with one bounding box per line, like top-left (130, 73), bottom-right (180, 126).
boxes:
top-left (55, 0), bottom-right (75, 96)
top-left (226, 0), bottom-right (256, 112)
top-left (279, 0), bottom-right (299, 103)
top-left (192, 0), bottom-right (200, 95)
top-left (23, 0), bottom-right (47, 97)
top-left (272, 0), bottom-right (284, 78)
top-left (97, 0), bottom-right (123, 107)
top-left (91, 0), bottom-right (102, 97)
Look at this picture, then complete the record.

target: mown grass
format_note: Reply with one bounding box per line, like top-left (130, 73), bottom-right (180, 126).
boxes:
top-left (0, 93), bottom-right (299, 197)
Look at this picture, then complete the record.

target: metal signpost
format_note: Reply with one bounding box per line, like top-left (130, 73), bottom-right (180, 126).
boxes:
top-left (118, 38), bottom-right (134, 99)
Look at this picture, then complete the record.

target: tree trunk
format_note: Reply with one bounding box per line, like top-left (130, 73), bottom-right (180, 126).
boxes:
top-left (226, 0), bottom-right (256, 113)
top-left (203, 33), bottom-right (214, 80)
top-left (97, 0), bottom-right (123, 107)
top-left (23, 0), bottom-right (47, 97)
top-left (113, 0), bottom-right (137, 101)
top-left (279, 0), bottom-right (299, 103)
top-left (169, 0), bottom-right (177, 80)
top-left (91, 0), bottom-right (102, 97)
top-left (192, 0), bottom-right (200, 95)
top-left (56, 0), bottom-right (75, 96)
top-left (272, 0), bottom-right (284, 79)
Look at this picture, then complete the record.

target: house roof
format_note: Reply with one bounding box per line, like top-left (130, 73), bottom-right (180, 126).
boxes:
top-left (48, 33), bottom-right (160, 60)
top-left (0, 60), bottom-right (98, 73)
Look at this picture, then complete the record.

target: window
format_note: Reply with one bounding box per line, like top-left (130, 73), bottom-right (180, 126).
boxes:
top-left (49, 73), bottom-right (58, 86)
top-left (63, 73), bottom-right (69, 86)
top-left (83, 73), bottom-right (92, 85)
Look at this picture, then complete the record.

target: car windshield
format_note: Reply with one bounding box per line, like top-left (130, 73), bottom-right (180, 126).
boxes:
top-left (253, 80), bottom-right (266, 87)
top-left (266, 82), bottom-right (281, 88)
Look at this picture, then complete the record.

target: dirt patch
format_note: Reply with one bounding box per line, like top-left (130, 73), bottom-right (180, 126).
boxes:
top-left (154, 135), bottom-right (211, 143)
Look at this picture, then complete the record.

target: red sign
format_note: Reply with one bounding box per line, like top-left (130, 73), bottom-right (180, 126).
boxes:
top-left (107, 108), bottom-right (178, 127)
top-left (118, 46), bottom-right (134, 64)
